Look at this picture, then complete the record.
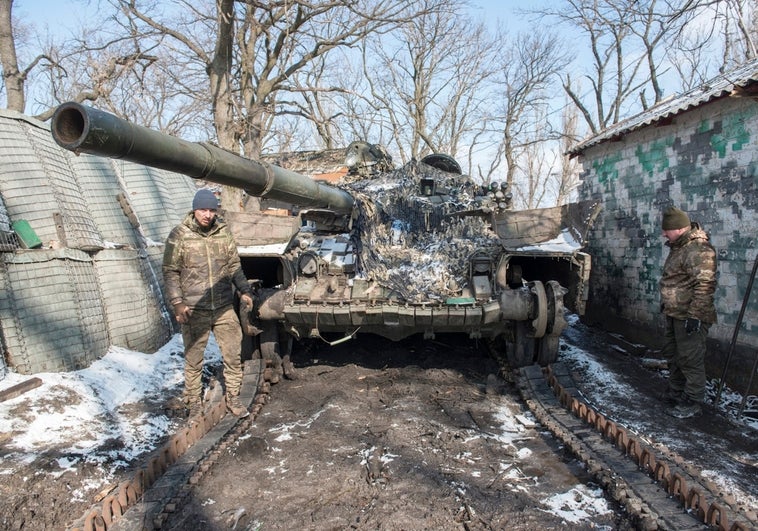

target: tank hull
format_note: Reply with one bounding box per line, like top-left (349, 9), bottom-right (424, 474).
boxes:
top-left (50, 102), bottom-right (595, 368)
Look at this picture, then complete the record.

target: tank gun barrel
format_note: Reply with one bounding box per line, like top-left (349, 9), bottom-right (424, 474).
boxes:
top-left (50, 102), bottom-right (355, 215)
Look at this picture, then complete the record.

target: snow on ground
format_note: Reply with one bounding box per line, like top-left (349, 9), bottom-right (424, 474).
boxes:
top-left (0, 335), bottom-right (221, 474)
top-left (540, 484), bottom-right (613, 524)
top-left (1, 329), bottom-right (751, 523)
top-left (564, 340), bottom-right (758, 513)
top-left (558, 315), bottom-right (758, 514)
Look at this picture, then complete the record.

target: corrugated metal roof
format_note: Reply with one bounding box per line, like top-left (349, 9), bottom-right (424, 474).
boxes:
top-left (567, 58), bottom-right (758, 155)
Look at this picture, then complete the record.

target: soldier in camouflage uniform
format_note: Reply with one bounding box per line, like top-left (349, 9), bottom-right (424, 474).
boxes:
top-left (659, 206), bottom-right (717, 419)
top-left (163, 189), bottom-right (253, 419)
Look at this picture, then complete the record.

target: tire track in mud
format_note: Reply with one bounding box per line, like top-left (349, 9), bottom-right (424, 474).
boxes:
top-left (146, 336), bottom-right (630, 531)
top-left (68, 359), bottom-right (268, 531)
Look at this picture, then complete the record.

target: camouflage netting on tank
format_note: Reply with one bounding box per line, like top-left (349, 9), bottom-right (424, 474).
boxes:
top-left (346, 160), bottom-right (501, 303)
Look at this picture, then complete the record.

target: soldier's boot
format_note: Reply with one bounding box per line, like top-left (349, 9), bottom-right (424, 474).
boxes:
top-left (262, 351), bottom-right (280, 384)
top-left (186, 397), bottom-right (203, 420)
top-left (659, 387), bottom-right (683, 406)
top-left (282, 354), bottom-right (298, 380)
top-left (226, 392), bottom-right (250, 418)
top-left (165, 396), bottom-right (187, 413)
top-left (666, 397), bottom-right (702, 419)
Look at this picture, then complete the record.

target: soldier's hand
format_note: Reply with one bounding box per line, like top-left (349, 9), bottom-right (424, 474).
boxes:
top-left (685, 317), bottom-right (700, 335)
top-left (240, 293), bottom-right (253, 310)
top-left (174, 302), bottom-right (192, 324)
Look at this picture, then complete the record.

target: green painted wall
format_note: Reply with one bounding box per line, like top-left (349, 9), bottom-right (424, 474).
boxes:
top-left (577, 97), bottom-right (758, 390)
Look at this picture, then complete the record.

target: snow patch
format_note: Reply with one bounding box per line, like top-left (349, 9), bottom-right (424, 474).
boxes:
top-left (540, 484), bottom-right (613, 524)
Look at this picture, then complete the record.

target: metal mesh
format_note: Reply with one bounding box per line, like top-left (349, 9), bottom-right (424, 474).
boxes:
top-left (0, 118), bottom-right (62, 245)
top-left (67, 153), bottom-right (141, 249)
top-left (0, 193), bottom-right (19, 251)
top-left (114, 162), bottom-right (196, 245)
top-left (25, 121), bottom-right (104, 250)
top-left (93, 249), bottom-right (171, 353)
top-left (0, 259), bottom-right (11, 378)
top-left (0, 111), bottom-right (200, 376)
top-left (144, 245), bottom-right (168, 300)
top-left (0, 249), bottom-right (107, 373)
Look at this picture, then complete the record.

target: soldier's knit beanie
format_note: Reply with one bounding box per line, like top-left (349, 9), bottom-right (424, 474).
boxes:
top-left (192, 189), bottom-right (219, 210)
top-left (662, 206), bottom-right (690, 230)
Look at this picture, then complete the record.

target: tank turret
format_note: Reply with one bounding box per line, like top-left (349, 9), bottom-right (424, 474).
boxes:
top-left (51, 102), bottom-right (597, 369)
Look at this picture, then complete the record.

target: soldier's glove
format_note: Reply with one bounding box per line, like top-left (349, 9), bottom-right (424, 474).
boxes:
top-left (685, 318), bottom-right (701, 335)
top-left (173, 302), bottom-right (192, 324)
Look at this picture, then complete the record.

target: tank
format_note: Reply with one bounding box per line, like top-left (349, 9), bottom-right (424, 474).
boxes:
top-left (50, 102), bottom-right (598, 369)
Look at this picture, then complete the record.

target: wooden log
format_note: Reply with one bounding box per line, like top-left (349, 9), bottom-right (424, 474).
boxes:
top-left (0, 377), bottom-right (43, 402)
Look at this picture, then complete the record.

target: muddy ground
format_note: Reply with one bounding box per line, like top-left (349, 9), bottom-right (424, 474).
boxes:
top-left (0, 320), bottom-right (755, 530)
top-left (161, 334), bottom-right (631, 531)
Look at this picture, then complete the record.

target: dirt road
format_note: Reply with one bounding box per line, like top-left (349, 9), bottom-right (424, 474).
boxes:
top-left (2, 320), bottom-right (754, 530)
top-left (161, 334), bottom-right (631, 530)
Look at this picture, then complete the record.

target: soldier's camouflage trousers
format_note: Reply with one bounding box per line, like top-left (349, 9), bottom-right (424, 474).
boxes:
top-left (661, 316), bottom-right (709, 402)
top-left (181, 305), bottom-right (243, 402)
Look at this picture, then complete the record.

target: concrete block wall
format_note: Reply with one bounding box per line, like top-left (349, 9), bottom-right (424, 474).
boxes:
top-left (577, 96), bottom-right (758, 391)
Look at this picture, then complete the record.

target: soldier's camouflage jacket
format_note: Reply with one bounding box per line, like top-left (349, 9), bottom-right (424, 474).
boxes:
top-left (660, 223), bottom-right (717, 324)
top-left (163, 212), bottom-right (251, 311)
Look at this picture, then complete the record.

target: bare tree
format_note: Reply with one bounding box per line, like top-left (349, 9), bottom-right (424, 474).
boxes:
top-left (283, 55), bottom-right (350, 151)
top-left (534, 0), bottom-right (651, 135)
top-left (116, 0), bottom-right (422, 210)
top-left (0, 0), bottom-right (27, 111)
top-left (725, 0), bottom-right (758, 61)
top-left (556, 102), bottom-right (582, 206)
top-left (534, 0), bottom-right (756, 135)
top-left (0, 0), bottom-right (171, 124)
top-left (668, 0), bottom-right (757, 84)
top-left (35, 36), bottom-right (164, 123)
top-left (490, 30), bottom-right (568, 194)
top-left (516, 129), bottom-right (556, 209)
top-left (350, 0), bottom-right (498, 167)
top-left (0, 0), bottom-right (86, 116)
top-left (327, 50), bottom-right (399, 150)
top-left (630, 0), bottom-right (671, 108)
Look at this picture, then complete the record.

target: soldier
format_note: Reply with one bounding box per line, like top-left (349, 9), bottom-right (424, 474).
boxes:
top-left (659, 206), bottom-right (718, 419)
top-left (163, 189), bottom-right (253, 419)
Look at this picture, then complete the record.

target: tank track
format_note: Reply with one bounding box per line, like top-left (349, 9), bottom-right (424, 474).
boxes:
top-left (67, 358), bottom-right (275, 531)
top-left (66, 354), bottom-right (757, 531)
top-left (513, 362), bottom-right (757, 531)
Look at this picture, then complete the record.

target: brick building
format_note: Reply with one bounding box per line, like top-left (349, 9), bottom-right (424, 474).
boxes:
top-left (569, 59), bottom-right (758, 393)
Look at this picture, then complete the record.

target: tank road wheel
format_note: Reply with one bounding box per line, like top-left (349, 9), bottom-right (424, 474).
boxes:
top-left (530, 281), bottom-right (548, 338)
top-left (535, 280), bottom-right (568, 366)
top-left (506, 320), bottom-right (537, 368)
top-left (260, 322), bottom-right (283, 384)
top-left (500, 280), bottom-right (568, 369)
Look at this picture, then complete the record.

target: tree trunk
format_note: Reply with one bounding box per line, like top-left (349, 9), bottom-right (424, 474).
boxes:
top-left (0, 0), bottom-right (25, 112)
top-left (209, 0), bottom-right (244, 212)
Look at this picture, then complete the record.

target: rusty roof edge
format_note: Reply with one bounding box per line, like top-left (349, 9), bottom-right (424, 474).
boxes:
top-left (567, 58), bottom-right (758, 156)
